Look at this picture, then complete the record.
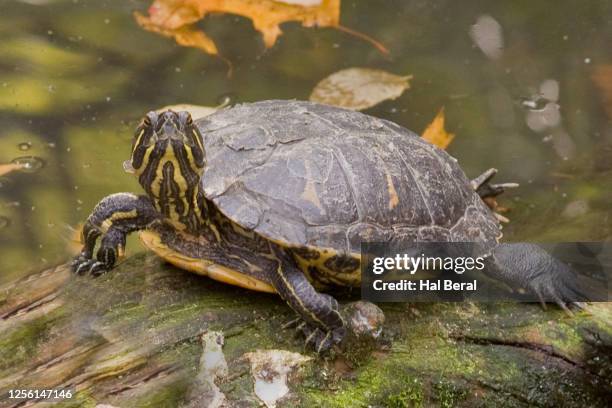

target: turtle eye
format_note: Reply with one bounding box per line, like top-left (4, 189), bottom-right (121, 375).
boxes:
top-left (142, 111), bottom-right (158, 129)
top-left (178, 111), bottom-right (193, 127)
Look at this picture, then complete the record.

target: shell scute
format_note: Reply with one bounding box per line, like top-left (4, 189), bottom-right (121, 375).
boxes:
top-left (196, 100), bottom-right (500, 256)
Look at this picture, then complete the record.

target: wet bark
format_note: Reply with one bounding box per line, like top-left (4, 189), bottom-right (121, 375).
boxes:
top-left (0, 253), bottom-right (610, 408)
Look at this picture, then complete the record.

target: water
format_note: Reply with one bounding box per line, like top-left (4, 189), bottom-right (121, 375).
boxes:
top-left (0, 0), bottom-right (611, 282)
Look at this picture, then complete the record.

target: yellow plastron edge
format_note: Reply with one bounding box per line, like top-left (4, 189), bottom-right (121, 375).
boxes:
top-left (139, 230), bottom-right (276, 294)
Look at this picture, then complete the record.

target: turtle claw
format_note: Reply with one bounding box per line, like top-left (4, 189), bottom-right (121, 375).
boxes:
top-left (492, 182), bottom-right (520, 190)
top-left (570, 301), bottom-right (588, 310)
top-left (89, 261), bottom-right (109, 277)
top-left (302, 324), bottom-right (345, 353)
top-left (281, 317), bottom-right (302, 330)
top-left (491, 244), bottom-right (591, 314)
top-left (71, 241), bottom-right (119, 277)
top-left (71, 256), bottom-right (111, 277)
top-left (472, 168), bottom-right (519, 200)
top-left (72, 256), bottom-right (92, 275)
top-left (552, 299), bottom-right (589, 316)
top-left (304, 328), bottom-right (332, 353)
top-left (527, 265), bottom-right (588, 315)
top-left (285, 318), bottom-right (345, 353)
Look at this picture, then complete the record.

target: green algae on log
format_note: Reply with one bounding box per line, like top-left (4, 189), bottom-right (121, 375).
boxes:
top-left (0, 252), bottom-right (610, 407)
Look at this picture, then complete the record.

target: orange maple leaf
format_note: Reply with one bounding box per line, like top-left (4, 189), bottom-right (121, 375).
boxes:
top-left (422, 107), bottom-right (455, 150)
top-left (134, 0), bottom-right (388, 60)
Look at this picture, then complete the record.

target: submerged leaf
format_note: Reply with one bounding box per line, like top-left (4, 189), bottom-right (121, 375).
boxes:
top-left (134, 12), bottom-right (218, 55)
top-left (421, 107), bottom-right (455, 150)
top-left (135, 0), bottom-right (387, 57)
top-left (469, 14), bottom-right (504, 60)
top-left (309, 68), bottom-right (411, 111)
top-left (592, 65), bottom-right (612, 119)
top-left (156, 103), bottom-right (219, 119)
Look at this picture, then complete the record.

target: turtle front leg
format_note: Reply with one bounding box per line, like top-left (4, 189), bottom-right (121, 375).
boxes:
top-left (72, 193), bottom-right (158, 276)
top-left (270, 245), bottom-right (346, 353)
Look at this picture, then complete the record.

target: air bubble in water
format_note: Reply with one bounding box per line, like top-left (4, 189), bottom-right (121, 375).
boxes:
top-left (18, 142), bottom-right (32, 151)
top-left (10, 156), bottom-right (45, 173)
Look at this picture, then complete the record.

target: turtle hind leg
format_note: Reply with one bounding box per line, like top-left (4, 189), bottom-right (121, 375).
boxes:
top-left (471, 168), bottom-right (519, 222)
top-left (269, 244), bottom-right (346, 353)
top-left (471, 168), bottom-right (519, 200)
top-left (72, 193), bottom-right (158, 276)
top-left (485, 243), bottom-right (589, 310)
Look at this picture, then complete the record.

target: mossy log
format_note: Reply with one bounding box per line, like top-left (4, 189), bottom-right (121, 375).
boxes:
top-left (1, 252), bottom-right (610, 408)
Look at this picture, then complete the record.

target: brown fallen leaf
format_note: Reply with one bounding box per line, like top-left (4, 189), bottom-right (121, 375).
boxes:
top-left (134, 0), bottom-right (388, 59)
top-left (156, 103), bottom-right (219, 119)
top-left (309, 68), bottom-right (411, 111)
top-left (421, 107), bottom-right (455, 150)
top-left (0, 162), bottom-right (25, 177)
top-left (135, 12), bottom-right (218, 55)
top-left (592, 64), bottom-right (612, 119)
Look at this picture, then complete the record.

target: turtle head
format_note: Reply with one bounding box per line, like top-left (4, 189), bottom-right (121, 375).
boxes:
top-left (125, 111), bottom-right (206, 214)
top-left (126, 110), bottom-right (205, 176)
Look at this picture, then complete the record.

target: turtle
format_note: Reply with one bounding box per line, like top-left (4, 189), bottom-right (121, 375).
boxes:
top-left (72, 100), bottom-right (584, 352)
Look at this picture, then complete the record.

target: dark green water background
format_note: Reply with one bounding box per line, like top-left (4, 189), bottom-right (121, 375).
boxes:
top-left (0, 0), bottom-right (611, 282)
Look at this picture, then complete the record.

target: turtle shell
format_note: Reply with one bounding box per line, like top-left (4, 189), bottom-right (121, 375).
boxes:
top-left (197, 100), bottom-right (501, 255)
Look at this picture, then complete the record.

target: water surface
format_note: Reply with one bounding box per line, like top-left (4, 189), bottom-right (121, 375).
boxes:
top-left (1, 0), bottom-right (611, 281)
